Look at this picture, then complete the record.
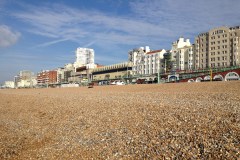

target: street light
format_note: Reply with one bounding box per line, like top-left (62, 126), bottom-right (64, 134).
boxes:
top-left (158, 53), bottom-right (160, 84)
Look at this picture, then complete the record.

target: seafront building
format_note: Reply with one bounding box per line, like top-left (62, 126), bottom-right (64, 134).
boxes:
top-left (194, 26), bottom-right (240, 69)
top-left (92, 62), bottom-right (132, 84)
top-left (37, 70), bottom-right (57, 86)
top-left (19, 70), bottom-right (32, 80)
top-left (14, 75), bottom-right (20, 88)
top-left (13, 70), bottom-right (36, 88)
top-left (57, 63), bottom-right (75, 84)
top-left (128, 46), bottom-right (167, 76)
top-left (171, 37), bottom-right (194, 71)
top-left (3, 26), bottom-right (240, 87)
top-left (53, 47), bottom-right (98, 85)
top-left (4, 81), bottom-right (15, 88)
top-left (17, 77), bottom-right (37, 88)
top-left (63, 47), bottom-right (98, 84)
top-left (74, 48), bottom-right (96, 69)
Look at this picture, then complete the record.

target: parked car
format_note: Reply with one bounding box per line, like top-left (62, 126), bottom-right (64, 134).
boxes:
top-left (110, 81), bottom-right (125, 85)
top-left (110, 81), bottom-right (116, 85)
top-left (116, 81), bottom-right (125, 85)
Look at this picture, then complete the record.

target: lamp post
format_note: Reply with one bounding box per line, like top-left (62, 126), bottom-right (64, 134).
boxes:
top-left (165, 58), bottom-right (167, 74)
top-left (158, 53), bottom-right (160, 84)
top-left (210, 68), bottom-right (212, 81)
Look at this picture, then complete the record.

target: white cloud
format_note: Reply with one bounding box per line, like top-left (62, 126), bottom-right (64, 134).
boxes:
top-left (129, 0), bottom-right (240, 35)
top-left (11, 1), bottom-right (240, 50)
top-left (13, 4), bottom-right (171, 49)
top-left (34, 38), bottom-right (70, 48)
top-left (0, 25), bottom-right (21, 47)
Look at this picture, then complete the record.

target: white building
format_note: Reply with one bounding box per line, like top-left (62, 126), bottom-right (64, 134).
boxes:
top-left (31, 77), bottom-right (37, 87)
top-left (74, 48), bottom-right (95, 69)
top-left (171, 37), bottom-right (194, 71)
top-left (17, 79), bottom-right (31, 88)
top-left (128, 46), bottom-right (167, 75)
top-left (4, 81), bottom-right (15, 88)
top-left (16, 76), bottom-right (37, 88)
top-left (19, 70), bottom-right (32, 80)
top-left (14, 70), bottom-right (35, 88)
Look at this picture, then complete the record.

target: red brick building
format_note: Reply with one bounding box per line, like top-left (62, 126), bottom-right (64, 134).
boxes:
top-left (37, 70), bottom-right (57, 85)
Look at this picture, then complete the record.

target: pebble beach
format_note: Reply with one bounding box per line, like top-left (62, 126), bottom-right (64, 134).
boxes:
top-left (0, 81), bottom-right (239, 159)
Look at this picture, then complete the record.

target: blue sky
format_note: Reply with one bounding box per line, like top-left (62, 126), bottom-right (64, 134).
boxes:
top-left (0, 0), bottom-right (240, 84)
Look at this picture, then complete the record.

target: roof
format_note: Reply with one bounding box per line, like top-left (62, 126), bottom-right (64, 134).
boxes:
top-left (146, 50), bottom-right (163, 55)
top-left (97, 64), bottom-right (104, 68)
top-left (76, 66), bottom-right (87, 72)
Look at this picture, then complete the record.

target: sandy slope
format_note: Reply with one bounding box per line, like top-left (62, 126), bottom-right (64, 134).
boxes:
top-left (0, 81), bottom-right (239, 159)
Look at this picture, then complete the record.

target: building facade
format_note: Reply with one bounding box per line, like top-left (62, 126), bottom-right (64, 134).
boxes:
top-left (37, 70), bottom-right (57, 85)
top-left (171, 37), bottom-right (194, 71)
top-left (195, 26), bottom-right (240, 69)
top-left (19, 70), bottom-right (32, 80)
top-left (13, 70), bottom-right (34, 88)
top-left (128, 46), bottom-right (167, 75)
top-left (74, 48), bottom-right (95, 69)
top-left (57, 63), bottom-right (74, 84)
top-left (92, 62), bottom-right (132, 82)
top-left (4, 81), bottom-right (15, 88)
top-left (14, 75), bottom-right (20, 88)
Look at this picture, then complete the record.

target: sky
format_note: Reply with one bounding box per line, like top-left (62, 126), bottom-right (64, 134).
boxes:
top-left (0, 0), bottom-right (240, 84)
